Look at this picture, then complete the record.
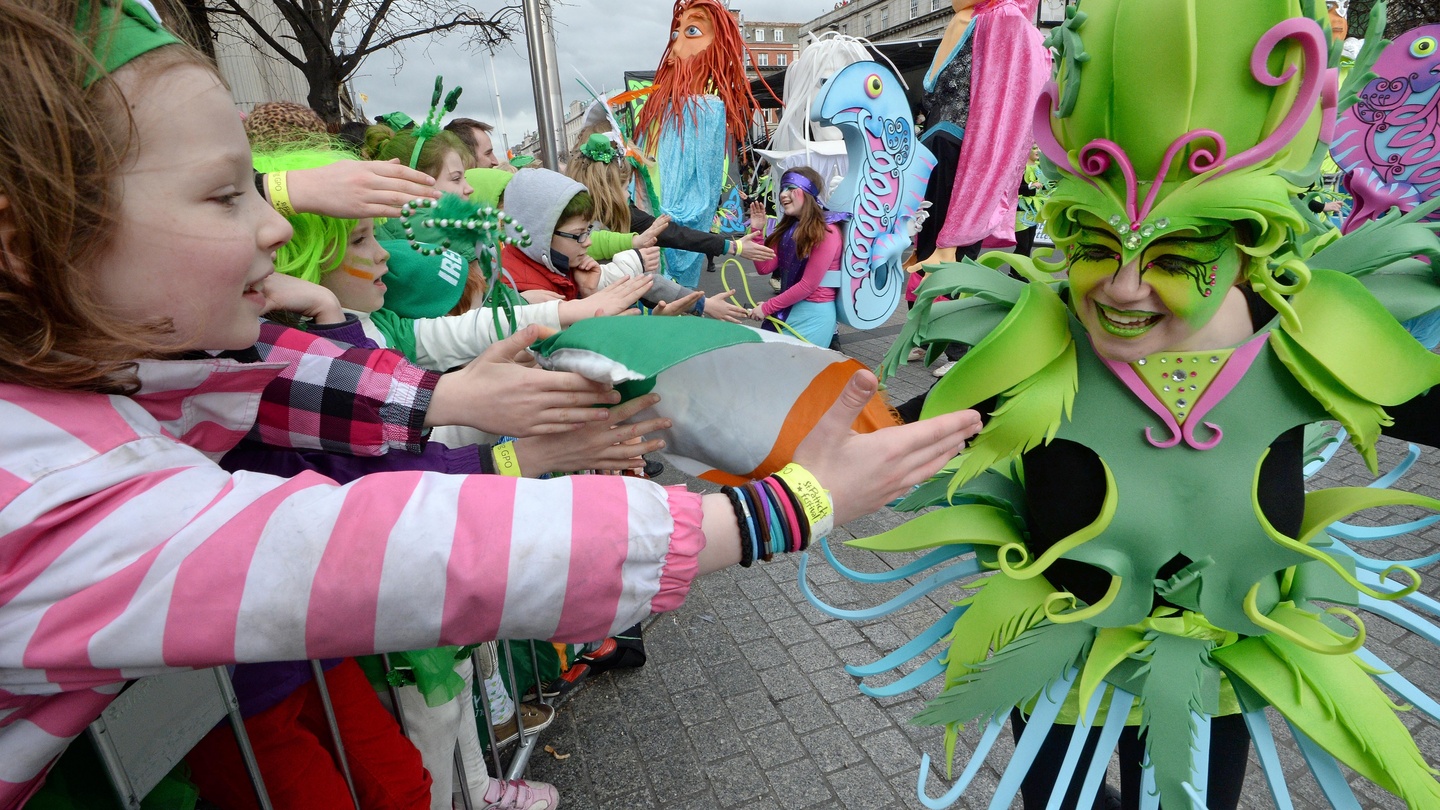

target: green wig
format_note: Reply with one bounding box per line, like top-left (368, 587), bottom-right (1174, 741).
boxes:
top-left (251, 144), bottom-right (358, 284)
top-left (1035, 0), bottom-right (1339, 330)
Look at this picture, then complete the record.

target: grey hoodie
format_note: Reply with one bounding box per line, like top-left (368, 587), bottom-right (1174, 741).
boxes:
top-left (503, 167), bottom-right (696, 305)
top-left (503, 168), bottom-right (586, 273)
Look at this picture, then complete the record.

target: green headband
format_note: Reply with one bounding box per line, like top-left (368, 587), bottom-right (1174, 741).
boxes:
top-left (79, 0), bottom-right (181, 87)
top-left (410, 76), bottom-right (462, 170)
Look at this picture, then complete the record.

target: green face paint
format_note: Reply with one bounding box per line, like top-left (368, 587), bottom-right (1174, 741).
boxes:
top-left (1066, 218), bottom-right (1244, 361)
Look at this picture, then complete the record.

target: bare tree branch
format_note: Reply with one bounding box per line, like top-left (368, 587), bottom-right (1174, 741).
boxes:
top-left (205, 0), bottom-right (307, 70)
top-left (197, 0), bottom-right (521, 123)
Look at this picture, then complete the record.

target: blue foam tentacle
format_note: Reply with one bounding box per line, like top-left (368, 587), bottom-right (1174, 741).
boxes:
top-left (819, 535), bottom-right (973, 583)
top-left (858, 654), bottom-right (946, 697)
top-left (1044, 684), bottom-right (1108, 810)
top-left (1358, 594), bottom-right (1440, 646)
top-left (988, 667), bottom-right (1079, 809)
top-left (1076, 688), bottom-right (1137, 805)
top-left (847, 605), bottom-right (967, 677)
top-left (1354, 647), bottom-right (1440, 723)
top-left (798, 552), bottom-right (983, 621)
top-left (1327, 516), bottom-right (1440, 544)
top-left (1357, 567), bottom-right (1440, 618)
top-left (917, 713), bottom-right (1008, 809)
top-left (1328, 540), bottom-right (1440, 574)
top-left (1242, 709), bottom-right (1296, 810)
top-left (1288, 722), bottom-right (1362, 809)
top-left (1365, 443), bottom-right (1421, 489)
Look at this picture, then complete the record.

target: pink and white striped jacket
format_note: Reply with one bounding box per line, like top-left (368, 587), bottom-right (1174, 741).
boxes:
top-left (0, 357), bottom-right (704, 807)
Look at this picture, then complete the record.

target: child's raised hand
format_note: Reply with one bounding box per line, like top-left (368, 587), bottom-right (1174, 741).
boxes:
top-left (748, 200), bottom-right (768, 234)
top-left (793, 370), bottom-right (983, 526)
top-left (558, 275), bottom-right (651, 325)
top-left (511, 393), bottom-right (670, 475)
top-left (570, 255), bottom-right (604, 298)
top-left (639, 246), bottom-right (662, 273)
top-left (259, 273), bottom-right (344, 324)
top-left (651, 290), bottom-right (705, 317)
top-left (703, 290), bottom-right (747, 323)
top-left (632, 214), bottom-right (672, 250)
top-left (426, 324), bottom-right (618, 436)
top-left (284, 159), bottom-right (440, 220)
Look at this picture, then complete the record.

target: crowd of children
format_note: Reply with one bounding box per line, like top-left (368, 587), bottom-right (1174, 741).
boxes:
top-left (0, 2), bottom-right (981, 810)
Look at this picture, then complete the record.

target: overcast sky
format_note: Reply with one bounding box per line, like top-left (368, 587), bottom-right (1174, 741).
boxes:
top-left (352, 0), bottom-right (845, 154)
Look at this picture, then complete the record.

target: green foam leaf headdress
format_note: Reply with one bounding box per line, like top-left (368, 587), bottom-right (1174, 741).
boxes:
top-left (1035, 0), bottom-right (1340, 330)
top-left (409, 75), bottom-right (463, 170)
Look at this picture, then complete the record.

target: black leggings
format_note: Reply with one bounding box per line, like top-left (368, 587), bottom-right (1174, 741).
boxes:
top-left (1011, 709), bottom-right (1250, 810)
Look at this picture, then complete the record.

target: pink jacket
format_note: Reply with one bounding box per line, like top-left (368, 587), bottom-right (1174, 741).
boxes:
top-left (0, 357), bottom-right (703, 807)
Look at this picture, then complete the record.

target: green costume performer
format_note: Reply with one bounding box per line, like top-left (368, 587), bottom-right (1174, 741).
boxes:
top-left (801, 1), bottom-right (1440, 807)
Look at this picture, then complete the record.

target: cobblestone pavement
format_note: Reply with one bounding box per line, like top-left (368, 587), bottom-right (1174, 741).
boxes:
top-left (521, 259), bottom-right (1440, 809)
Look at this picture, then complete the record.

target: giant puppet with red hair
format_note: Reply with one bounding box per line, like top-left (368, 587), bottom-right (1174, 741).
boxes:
top-left (630, 0), bottom-right (764, 287)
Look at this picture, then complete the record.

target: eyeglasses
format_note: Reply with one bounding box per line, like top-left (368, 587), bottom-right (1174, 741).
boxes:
top-left (553, 228), bottom-right (592, 242)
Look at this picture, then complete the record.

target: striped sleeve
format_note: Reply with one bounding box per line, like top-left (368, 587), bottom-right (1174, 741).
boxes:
top-left (0, 391), bottom-right (705, 803)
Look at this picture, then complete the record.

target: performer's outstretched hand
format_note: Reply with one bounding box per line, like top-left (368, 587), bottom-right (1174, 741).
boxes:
top-left (794, 369), bottom-right (981, 526)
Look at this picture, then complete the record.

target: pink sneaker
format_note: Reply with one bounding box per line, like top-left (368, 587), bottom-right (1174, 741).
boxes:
top-left (481, 778), bottom-right (559, 810)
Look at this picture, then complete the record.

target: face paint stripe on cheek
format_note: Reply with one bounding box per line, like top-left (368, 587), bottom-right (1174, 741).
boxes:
top-left (342, 266), bottom-right (376, 281)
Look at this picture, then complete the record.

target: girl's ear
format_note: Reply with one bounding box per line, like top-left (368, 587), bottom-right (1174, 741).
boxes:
top-left (0, 196), bottom-right (29, 285)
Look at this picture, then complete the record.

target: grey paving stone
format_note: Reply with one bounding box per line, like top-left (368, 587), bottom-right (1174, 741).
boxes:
top-left (745, 720), bottom-right (806, 767)
top-left (688, 717), bottom-right (748, 763)
top-left (707, 753), bottom-right (772, 807)
top-left (779, 691), bottom-right (839, 735)
top-left (764, 757), bottom-right (837, 808)
top-left (827, 762), bottom-right (900, 810)
top-left (800, 722), bottom-right (868, 773)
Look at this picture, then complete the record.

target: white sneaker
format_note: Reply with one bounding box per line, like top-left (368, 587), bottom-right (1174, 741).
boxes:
top-left (481, 778), bottom-right (559, 810)
top-left (932, 360), bottom-right (957, 378)
top-left (906, 347), bottom-right (925, 363)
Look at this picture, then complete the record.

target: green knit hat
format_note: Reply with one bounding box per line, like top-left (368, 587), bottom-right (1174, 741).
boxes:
top-left (466, 168), bottom-right (514, 209)
top-left (378, 240), bottom-right (469, 319)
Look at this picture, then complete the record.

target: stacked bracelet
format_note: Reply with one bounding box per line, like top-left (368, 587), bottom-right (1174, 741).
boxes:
top-left (721, 463), bottom-right (835, 567)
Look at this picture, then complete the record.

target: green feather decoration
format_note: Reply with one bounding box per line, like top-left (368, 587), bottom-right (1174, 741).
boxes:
top-left (1136, 633), bottom-right (1222, 806)
top-left (914, 619), bottom-right (1094, 730)
top-left (1213, 606), bottom-right (1440, 807)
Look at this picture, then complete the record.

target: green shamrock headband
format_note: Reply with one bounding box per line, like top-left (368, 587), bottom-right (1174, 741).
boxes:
top-left (78, 0), bottom-right (181, 87)
top-left (579, 133), bottom-right (620, 164)
top-left (410, 75), bottom-right (463, 170)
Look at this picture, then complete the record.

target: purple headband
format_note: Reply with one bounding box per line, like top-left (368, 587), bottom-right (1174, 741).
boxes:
top-left (780, 171), bottom-right (826, 208)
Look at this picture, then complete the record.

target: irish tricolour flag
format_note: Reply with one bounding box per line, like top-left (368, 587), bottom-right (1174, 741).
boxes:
top-left (531, 318), bottom-right (900, 485)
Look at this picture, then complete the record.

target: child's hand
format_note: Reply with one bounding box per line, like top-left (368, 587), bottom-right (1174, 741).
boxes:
top-left (632, 214), bottom-right (672, 250)
top-left (570, 255), bottom-right (603, 298)
top-left (511, 393), bottom-right (670, 475)
top-left (793, 370), bottom-right (983, 526)
top-left (651, 291), bottom-right (705, 317)
top-left (284, 159), bottom-right (440, 220)
top-left (426, 325), bottom-right (618, 436)
top-left (703, 290), bottom-right (746, 323)
top-left (747, 201), bottom-right (768, 234)
top-left (639, 246), bottom-right (662, 273)
top-left (259, 273), bottom-right (344, 324)
top-left (558, 275), bottom-right (652, 325)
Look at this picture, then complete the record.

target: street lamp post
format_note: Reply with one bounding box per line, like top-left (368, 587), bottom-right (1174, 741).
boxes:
top-left (521, 0), bottom-right (568, 167)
